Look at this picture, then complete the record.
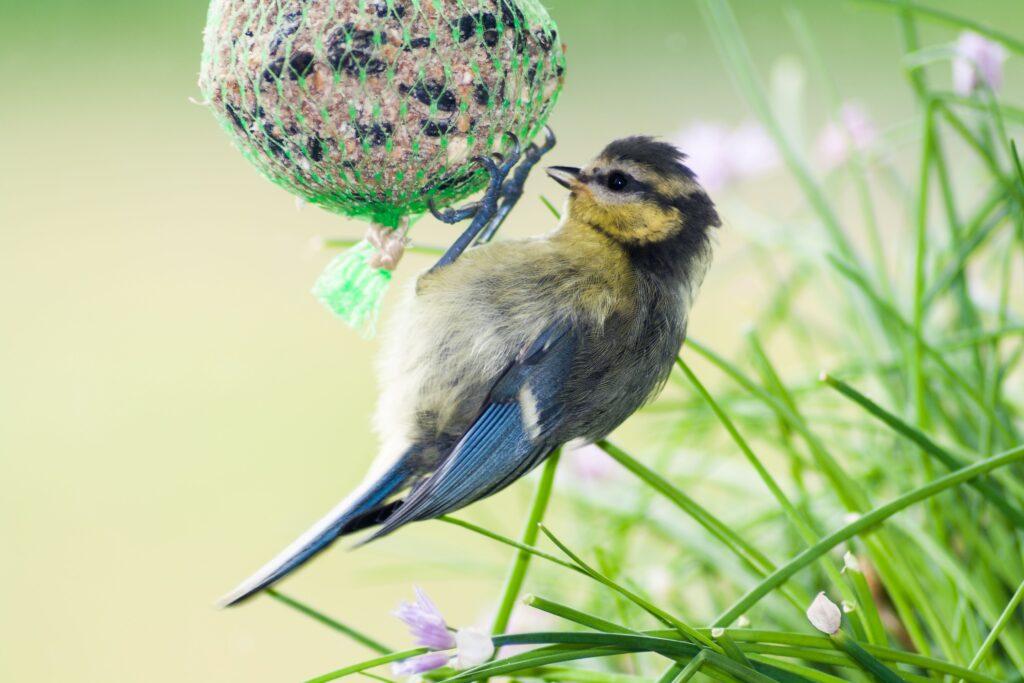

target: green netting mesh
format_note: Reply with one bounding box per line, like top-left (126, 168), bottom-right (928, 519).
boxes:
top-left (199, 0), bottom-right (565, 334)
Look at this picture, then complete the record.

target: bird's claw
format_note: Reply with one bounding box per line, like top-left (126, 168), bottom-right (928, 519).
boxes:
top-left (500, 134), bottom-right (522, 171)
top-left (474, 154), bottom-right (501, 178)
top-left (429, 196), bottom-right (481, 224)
top-left (528, 126), bottom-right (556, 160)
top-left (427, 128), bottom-right (557, 273)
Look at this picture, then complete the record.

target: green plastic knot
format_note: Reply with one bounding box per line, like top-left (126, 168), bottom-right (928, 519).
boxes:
top-left (312, 240), bottom-right (393, 338)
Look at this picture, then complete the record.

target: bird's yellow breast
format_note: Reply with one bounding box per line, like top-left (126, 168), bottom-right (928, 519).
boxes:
top-left (419, 221), bottom-right (636, 324)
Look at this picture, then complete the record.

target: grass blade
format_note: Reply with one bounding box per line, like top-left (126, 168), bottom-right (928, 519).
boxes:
top-left (438, 515), bottom-right (582, 574)
top-left (538, 524), bottom-right (719, 650)
top-left (714, 445), bottom-right (1024, 626)
top-left (822, 373), bottom-right (1024, 523)
top-left (844, 0), bottom-right (1024, 55)
top-left (306, 648), bottom-right (429, 683)
top-left (597, 439), bottom-right (807, 615)
top-left (525, 594), bottom-right (638, 634)
top-left (267, 589), bottom-right (391, 654)
top-left (967, 578), bottom-right (1024, 675)
top-left (491, 451), bottom-right (561, 635)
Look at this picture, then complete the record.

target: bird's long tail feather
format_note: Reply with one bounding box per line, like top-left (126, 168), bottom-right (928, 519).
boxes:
top-left (216, 456), bottom-right (413, 607)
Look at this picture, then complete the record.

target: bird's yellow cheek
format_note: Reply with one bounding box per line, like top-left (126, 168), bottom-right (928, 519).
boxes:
top-left (571, 194), bottom-right (681, 245)
top-left (624, 204), bottom-right (682, 244)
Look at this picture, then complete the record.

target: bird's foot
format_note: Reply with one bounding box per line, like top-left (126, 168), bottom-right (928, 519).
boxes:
top-left (477, 126), bottom-right (557, 244)
top-left (428, 127), bottom-right (556, 272)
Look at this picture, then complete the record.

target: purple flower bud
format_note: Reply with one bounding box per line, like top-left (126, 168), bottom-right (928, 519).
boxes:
top-left (393, 587), bottom-right (457, 651)
top-left (953, 32), bottom-right (1007, 96)
top-left (391, 651), bottom-right (452, 676)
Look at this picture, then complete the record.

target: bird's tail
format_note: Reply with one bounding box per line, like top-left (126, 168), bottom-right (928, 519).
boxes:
top-left (216, 456), bottom-right (414, 608)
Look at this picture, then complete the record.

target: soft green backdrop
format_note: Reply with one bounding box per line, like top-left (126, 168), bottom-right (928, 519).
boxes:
top-left (1, 1), bottom-right (1020, 681)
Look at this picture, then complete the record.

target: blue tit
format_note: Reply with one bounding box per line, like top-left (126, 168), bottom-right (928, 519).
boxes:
top-left (220, 136), bottom-right (720, 607)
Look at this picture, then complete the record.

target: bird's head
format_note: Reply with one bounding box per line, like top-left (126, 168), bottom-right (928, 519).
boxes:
top-left (546, 137), bottom-right (720, 276)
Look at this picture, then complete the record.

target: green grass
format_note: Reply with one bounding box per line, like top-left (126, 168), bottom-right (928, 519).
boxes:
top-left (267, 1), bottom-right (1023, 680)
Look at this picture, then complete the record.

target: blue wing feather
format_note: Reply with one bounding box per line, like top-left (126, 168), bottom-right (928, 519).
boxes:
top-left (218, 453), bottom-right (416, 606)
top-left (368, 320), bottom-right (579, 539)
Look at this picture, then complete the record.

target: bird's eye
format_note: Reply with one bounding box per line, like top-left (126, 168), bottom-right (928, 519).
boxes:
top-left (606, 171), bottom-right (630, 192)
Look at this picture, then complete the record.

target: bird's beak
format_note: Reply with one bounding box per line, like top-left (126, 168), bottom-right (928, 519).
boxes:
top-left (546, 166), bottom-right (581, 189)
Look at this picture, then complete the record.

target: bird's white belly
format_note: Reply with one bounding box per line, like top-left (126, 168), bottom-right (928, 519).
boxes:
top-left (371, 278), bottom-right (552, 466)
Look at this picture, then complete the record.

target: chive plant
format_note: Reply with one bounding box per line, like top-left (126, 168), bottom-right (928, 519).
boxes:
top-left (271, 1), bottom-right (1024, 681)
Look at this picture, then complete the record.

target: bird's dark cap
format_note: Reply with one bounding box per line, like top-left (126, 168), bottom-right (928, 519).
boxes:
top-left (601, 136), bottom-right (697, 183)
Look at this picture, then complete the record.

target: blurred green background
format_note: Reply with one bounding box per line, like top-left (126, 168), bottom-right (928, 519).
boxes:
top-left (1, 1), bottom-right (1020, 680)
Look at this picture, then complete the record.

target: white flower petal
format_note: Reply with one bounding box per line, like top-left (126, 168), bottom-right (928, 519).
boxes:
top-left (643, 566), bottom-right (673, 600)
top-left (806, 592), bottom-right (842, 635)
top-left (454, 627), bottom-right (495, 670)
top-left (843, 551), bottom-right (861, 573)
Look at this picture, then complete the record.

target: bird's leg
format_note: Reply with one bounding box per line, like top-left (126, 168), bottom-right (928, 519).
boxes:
top-left (428, 137), bottom-right (521, 272)
top-left (427, 128), bottom-right (556, 272)
top-left (476, 126), bottom-right (557, 245)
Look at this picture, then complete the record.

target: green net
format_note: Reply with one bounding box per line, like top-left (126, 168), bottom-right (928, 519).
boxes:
top-left (199, 0), bottom-right (565, 333)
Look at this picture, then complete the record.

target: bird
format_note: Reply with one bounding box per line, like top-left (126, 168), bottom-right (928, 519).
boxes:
top-left (219, 136), bottom-right (720, 607)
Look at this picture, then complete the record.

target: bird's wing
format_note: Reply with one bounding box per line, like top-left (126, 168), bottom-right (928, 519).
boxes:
top-left (367, 319), bottom-right (579, 540)
top-left (218, 320), bottom-right (580, 606)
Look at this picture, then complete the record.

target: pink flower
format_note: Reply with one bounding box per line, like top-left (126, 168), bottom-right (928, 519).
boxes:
top-left (394, 587), bottom-right (456, 650)
top-left (729, 121), bottom-right (781, 178)
top-left (673, 122), bottom-right (732, 191)
top-left (562, 442), bottom-right (620, 482)
top-left (392, 652), bottom-right (452, 676)
top-left (953, 32), bottom-right (1007, 96)
top-left (671, 121), bottom-right (779, 191)
top-left (816, 102), bottom-right (877, 169)
top-left (392, 588), bottom-right (495, 677)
